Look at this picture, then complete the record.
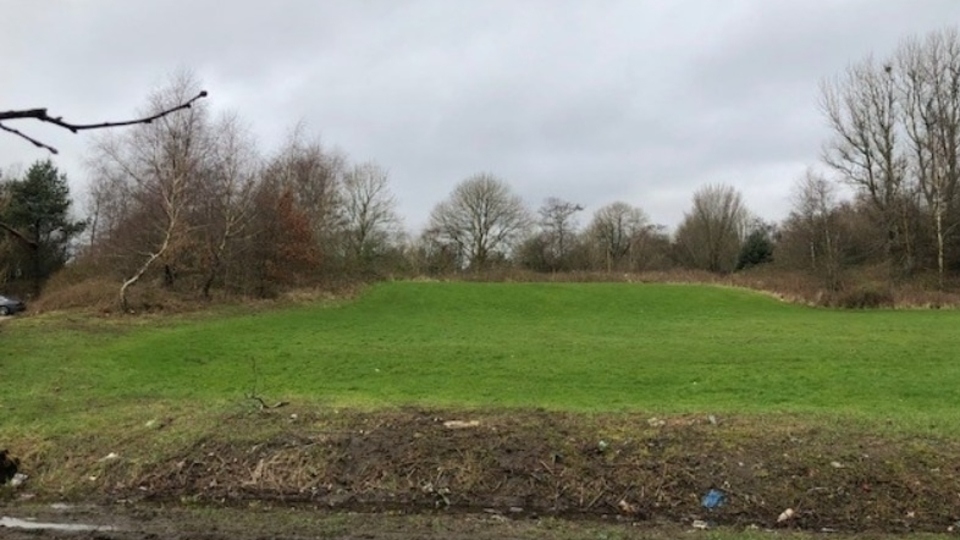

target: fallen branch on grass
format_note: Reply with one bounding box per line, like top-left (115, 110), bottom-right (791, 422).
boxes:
top-left (246, 394), bottom-right (290, 411)
top-left (246, 356), bottom-right (289, 410)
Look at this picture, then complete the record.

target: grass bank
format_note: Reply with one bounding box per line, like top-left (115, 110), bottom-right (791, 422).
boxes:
top-left (3, 281), bottom-right (960, 435)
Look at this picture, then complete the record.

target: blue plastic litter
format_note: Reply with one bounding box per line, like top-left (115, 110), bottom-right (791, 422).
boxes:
top-left (701, 488), bottom-right (726, 509)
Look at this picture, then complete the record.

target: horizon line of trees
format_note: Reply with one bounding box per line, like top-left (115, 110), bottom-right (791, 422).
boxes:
top-left (3, 26), bottom-right (960, 305)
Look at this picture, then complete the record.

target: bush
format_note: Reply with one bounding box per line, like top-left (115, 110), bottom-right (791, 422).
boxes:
top-left (830, 286), bottom-right (894, 309)
top-left (31, 277), bottom-right (118, 313)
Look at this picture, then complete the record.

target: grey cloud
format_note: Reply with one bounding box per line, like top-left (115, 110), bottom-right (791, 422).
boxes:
top-left (2, 0), bottom-right (958, 232)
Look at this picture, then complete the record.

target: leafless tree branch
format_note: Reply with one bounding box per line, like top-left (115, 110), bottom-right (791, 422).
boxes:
top-left (0, 221), bottom-right (37, 249)
top-left (0, 90), bottom-right (208, 155)
top-left (0, 122), bottom-right (60, 154)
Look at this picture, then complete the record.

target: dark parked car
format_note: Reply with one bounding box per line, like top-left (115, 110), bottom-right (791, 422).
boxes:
top-left (0, 295), bottom-right (26, 316)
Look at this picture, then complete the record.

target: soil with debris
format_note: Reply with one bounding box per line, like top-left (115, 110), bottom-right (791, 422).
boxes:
top-left (0, 505), bottom-right (723, 540)
top-left (3, 409), bottom-right (960, 538)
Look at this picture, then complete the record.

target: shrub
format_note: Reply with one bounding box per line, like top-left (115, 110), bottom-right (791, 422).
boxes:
top-left (31, 277), bottom-right (118, 313)
top-left (830, 286), bottom-right (894, 309)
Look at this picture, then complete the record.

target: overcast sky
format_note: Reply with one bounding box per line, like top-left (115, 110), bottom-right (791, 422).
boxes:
top-left (2, 1), bottom-right (958, 232)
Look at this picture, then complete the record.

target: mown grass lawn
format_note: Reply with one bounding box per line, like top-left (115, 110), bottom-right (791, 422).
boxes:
top-left (3, 281), bottom-right (960, 435)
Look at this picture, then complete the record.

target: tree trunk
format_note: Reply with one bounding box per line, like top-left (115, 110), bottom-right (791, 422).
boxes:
top-left (163, 264), bottom-right (176, 288)
top-left (936, 201), bottom-right (945, 290)
top-left (119, 225), bottom-right (174, 312)
top-left (31, 242), bottom-right (42, 297)
top-left (202, 234), bottom-right (229, 299)
top-left (202, 256), bottom-right (219, 299)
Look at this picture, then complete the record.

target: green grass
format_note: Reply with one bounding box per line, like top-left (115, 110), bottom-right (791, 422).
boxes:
top-left (3, 281), bottom-right (960, 434)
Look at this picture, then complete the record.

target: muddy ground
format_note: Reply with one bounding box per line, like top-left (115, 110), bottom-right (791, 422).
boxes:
top-left (0, 504), bottom-right (755, 540)
top-left (3, 409), bottom-right (960, 538)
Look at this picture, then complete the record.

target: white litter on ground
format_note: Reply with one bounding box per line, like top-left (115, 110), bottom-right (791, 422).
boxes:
top-left (0, 516), bottom-right (116, 532)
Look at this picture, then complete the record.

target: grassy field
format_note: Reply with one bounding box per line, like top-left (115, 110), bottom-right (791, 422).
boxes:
top-left (2, 281), bottom-right (960, 436)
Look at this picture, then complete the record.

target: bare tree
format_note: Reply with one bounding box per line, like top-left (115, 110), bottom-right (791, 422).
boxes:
top-left (898, 28), bottom-right (960, 288)
top-left (198, 113), bottom-right (259, 298)
top-left (675, 184), bottom-right (750, 273)
top-left (411, 228), bottom-right (461, 275)
top-left (90, 72), bottom-right (213, 310)
top-left (586, 201), bottom-right (649, 271)
top-left (782, 170), bottom-right (845, 287)
top-left (537, 197), bottom-right (584, 271)
top-left (263, 129), bottom-right (345, 255)
top-left (0, 186), bottom-right (12, 285)
top-left (821, 53), bottom-right (915, 273)
top-left (1, 84), bottom-right (207, 258)
top-left (246, 176), bottom-right (322, 296)
top-left (427, 173), bottom-right (531, 269)
top-left (341, 162), bottom-right (401, 264)
top-left (84, 160), bottom-right (133, 256)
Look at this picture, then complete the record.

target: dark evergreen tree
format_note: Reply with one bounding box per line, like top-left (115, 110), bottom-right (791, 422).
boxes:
top-left (0, 160), bottom-right (86, 293)
top-left (736, 226), bottom-right (774, 270)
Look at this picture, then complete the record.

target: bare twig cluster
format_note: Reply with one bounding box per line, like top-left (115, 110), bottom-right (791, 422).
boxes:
top-left (0, 91), bottom-right (208, 154)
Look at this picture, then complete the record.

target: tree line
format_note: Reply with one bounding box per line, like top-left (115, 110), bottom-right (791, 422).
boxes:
top-left (2, 27), bottom-right (960, 306)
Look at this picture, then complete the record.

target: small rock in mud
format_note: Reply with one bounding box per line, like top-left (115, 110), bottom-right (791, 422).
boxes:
top-left (617, 499), bottom-right (639, 514)
top-left (778, 508), bottom-right (796, 523)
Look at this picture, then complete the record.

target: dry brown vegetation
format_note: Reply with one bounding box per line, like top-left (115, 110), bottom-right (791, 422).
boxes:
top-left (24, 264), bottom-right (960, 317)
top-left (446, 266), bottom-right (960, 309)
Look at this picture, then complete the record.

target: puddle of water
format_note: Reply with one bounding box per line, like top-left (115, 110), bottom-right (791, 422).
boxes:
top-left (0, 516), bottom-right (116, 532)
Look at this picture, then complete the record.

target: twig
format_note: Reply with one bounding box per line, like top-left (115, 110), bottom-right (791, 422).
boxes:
top-left (245, 356), bottom-right (289, 410)
top-left (0, 122), bottom-right (59, 154)
top-left (0, 91), bottom-right (207, 130)
top-left (246, 356), bottom-right (265, 409)
top-left (654, 461), bottom-right (668, 502)
top-left (0, 90), bottom-right (208, 154)
top-left (586, 488), bottom-right (606, 510)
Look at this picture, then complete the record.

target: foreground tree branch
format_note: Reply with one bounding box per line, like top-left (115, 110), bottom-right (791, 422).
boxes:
top-left (0, 122), bottom-right (60, 154)
top-left (0, 90), bottom-right (208, 155)
top-left (0, 220), bottom-right (37, 249)
top-left (1, 89), bottom-right (208, 252)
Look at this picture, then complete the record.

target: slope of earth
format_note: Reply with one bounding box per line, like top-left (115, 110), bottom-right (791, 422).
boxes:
top-left (3, 409), bottom-right (960, 534)
top-left (3, 282), bottom-right (960, 429)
